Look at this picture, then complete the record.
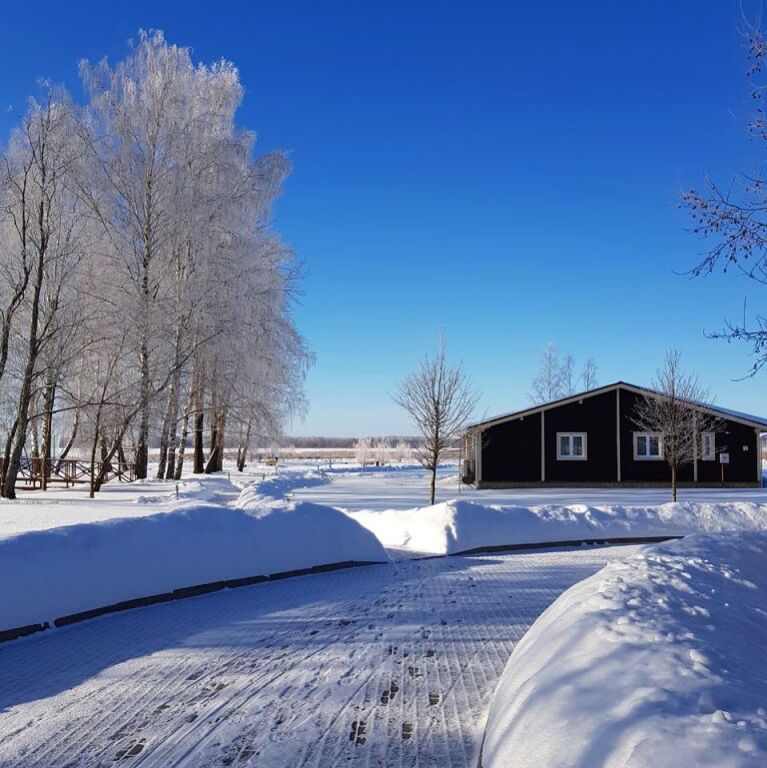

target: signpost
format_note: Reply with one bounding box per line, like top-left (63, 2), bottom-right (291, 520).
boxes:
top-left (719, 452), bottom-right (729, 487)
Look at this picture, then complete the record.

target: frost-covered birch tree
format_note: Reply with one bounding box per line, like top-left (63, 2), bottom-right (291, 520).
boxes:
top-left (0, 30), bottom-right (310, 495)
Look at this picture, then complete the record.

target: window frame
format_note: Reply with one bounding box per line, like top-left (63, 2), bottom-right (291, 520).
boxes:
top-left (700, 431), bottom-right (715, 461)
top-left (556, 432), bottom-right (588, 461)
top-left (633, 432), bottom-right (663, 461)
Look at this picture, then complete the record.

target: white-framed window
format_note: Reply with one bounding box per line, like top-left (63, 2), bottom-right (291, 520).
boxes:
top-left (557, 432), bottom-right (587, 460)
top-left (634, 432), bottom-right (663, 460)
top-left (700, 432), bottom-right (715, 461)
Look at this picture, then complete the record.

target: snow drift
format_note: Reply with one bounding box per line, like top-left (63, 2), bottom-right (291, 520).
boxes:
top-left (0, 500), bottom-right (386, 634)
top-left (482, 532), bottom-right (767, 768)
top-left (348, 499), bottom-right (767, 555)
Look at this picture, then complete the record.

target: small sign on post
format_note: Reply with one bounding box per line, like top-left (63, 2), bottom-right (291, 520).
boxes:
top-left (719, 452), bottom-right (729, 487)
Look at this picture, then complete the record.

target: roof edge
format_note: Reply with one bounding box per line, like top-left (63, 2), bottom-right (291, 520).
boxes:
top-left (465, 381), bottom-right (767, 432)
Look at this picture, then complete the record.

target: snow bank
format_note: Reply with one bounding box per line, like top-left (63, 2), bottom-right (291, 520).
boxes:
top-left (349, 499), bottom-right (767, 555)
top-left (236, 469), bottom-right (328, 506)
top-left (482, 532), bottom-right (767, 768)
top-left (0, 500), bottom-right (386, 634)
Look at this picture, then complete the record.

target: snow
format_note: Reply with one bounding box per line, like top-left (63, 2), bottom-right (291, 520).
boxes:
top-left (1, 462), bottom-right (766, 765)
top-left (0, 470), bottom-right (384, 633)
top-left (0, 543), bottom-right (640, 767)
top-left (482, 532), bottom-right (767, 768)
top-left (291, 463), bottom-right (767, 511)
top-left (347, 498), bottom-right (767, 555)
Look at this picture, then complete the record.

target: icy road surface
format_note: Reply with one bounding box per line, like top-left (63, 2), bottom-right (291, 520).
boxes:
top-left (0, 545), bottom-right (640, 768)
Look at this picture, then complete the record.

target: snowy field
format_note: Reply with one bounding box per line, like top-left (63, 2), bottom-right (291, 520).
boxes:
top-left (291, 463), bottom-right (767, 510)
top-left (0, 462), bottom-right (765, 766)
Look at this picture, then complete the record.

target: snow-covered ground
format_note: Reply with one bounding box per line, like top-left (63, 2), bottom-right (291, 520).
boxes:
top-left (1, 462), bottom-right (765, 766)
top-left (289, 464), bottom-right (767, 556)
top-left (0, 464), bottom-right (328, 539)
top-left (291, 463), bottom-right (767, 511)
top-left (347, 498), bottom-right (767, 555)
top-left (0, 543), bottom-right (639, 767)
top-left (0, 468), bottom-right (385, 635)
top-left (483, 532), bottom-right (767, 768)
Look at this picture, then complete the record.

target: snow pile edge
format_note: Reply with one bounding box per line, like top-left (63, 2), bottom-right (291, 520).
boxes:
top-left (482, 532), bottom-right (767, 768)
top-left (348, 499), bottom-right (767, 555)
top-left (0, 500), bottom-right (386, 638)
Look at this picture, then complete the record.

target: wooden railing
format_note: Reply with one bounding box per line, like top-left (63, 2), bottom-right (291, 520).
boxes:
top-left (0, 457), bottom-right (135, 490)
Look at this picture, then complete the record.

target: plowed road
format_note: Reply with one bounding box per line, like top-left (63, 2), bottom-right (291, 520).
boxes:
top-left (0, 545), bottom-right (639, 767)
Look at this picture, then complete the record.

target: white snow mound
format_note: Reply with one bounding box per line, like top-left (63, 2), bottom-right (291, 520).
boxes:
top-left (0, 500), bottom-right (385, 632)
top-left (482, 531), bottom-right (767, 768)
top-left (349, 499), bottom-right (767, 555)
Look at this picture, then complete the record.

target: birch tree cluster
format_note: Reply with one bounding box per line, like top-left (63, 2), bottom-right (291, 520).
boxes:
top-left (0, 31), bottom-right (309, 498)
top-left (529, 343), bottom-right (598, 404)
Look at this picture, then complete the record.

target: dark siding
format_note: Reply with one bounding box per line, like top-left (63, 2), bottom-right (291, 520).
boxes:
top-left (697, 421), bottom-right (759, 483)
top-left (545, 391), bottom-right (617, 482)
top-left (619, 388), bottom-right (759, 484)
top-left (477, 385), bottom-right (761, 485)
top-left (619, 389), bottom-right (681, 483)
top-left (481, 413), bottom-right (541, 483)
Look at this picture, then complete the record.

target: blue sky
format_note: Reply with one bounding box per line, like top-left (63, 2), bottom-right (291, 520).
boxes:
top-left (2, 1), bottom-right (766, 436)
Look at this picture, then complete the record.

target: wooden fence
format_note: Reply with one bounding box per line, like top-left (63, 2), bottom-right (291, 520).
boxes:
top-left (0, 457), bottom-right (136, 490)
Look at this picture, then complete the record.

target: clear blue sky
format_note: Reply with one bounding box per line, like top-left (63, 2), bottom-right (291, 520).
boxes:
top-left (2, 1), bottom-right (766, 436)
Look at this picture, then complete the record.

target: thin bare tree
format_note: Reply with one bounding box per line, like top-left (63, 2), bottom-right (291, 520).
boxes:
top-left (581, 357), bottom-right (598, 390)
top-left (529, 343), bottom-right (563, 404)
top-left (632, 349), bottom-right (721, 502)
top-left (683, 25), bottom-right (767, 375)
top-left (393, 338), bottom-right (478, 505)
top-left (561, 354), bottom-right (577, 396)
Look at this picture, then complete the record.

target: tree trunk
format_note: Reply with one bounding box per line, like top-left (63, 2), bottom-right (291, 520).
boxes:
top-left (3, 217), bottom-right (47, 499)
top-left (156, 392), bottom-right (172, 479)
top-left (55, 409), bottom-right (79, 472)
top-left (671, 464), bottom-right (677, 502)
top-left (429, 466), bottom-right (436, 505)
top-left (1, 418), bottom-right (18, 488)
top-left (40, 375), bottom-right (56, 491)
top-left (236, 417), bottom-right (252, 472)
top-left (193, 409), bottom-right (204, 473)
top-left (163, 366), bottom-right (181, 480)
top-left (29, 402), bottom-right (40, 460)
top-left (134, 334), bottom-right (150, 480)
top-left (89, 422), bottom-right (101, 499)
top-left (193, 368), bottom-right (205, 473)
top-left (204, 411), bottom-right (221, 474)
top-left (174, 384), bottom-right (193, 480)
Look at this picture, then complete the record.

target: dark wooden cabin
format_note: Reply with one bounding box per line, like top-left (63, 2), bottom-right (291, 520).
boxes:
top-left (461, 382), bottom-right (766, 488)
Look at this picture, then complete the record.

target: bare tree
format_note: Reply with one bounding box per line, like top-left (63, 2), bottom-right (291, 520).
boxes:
top-left (529, 343), bottom-right (563, 404)
top-left (682, 26), bottom-right (767, 375)
top-left (581, 357), bottom-right (598, 390)
top-left (393, 339), bottom-right (478, 505)
top-left (632, 349), bottom-right (721, 502)
top-left (560, 354), bottom-right (577, 396)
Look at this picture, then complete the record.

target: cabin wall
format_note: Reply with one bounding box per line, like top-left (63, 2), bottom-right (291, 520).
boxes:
top-left (618, 389), bottom-right (688, 483)
top-left (481, 413), bottom-right (541, 483)
top-left (544, 391), bottom-right (617, 482)
top-left (475, 385), bottom-right (761, 487)
top-left (697, 421), bottom-right (759, 484)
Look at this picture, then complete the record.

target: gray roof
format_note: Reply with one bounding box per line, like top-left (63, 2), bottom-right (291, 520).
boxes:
top-left (465, 381), bottom-right (767, 431)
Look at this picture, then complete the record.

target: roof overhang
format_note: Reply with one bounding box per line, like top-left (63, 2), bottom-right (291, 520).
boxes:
top-left (465, 381), bottom-right (767, 432)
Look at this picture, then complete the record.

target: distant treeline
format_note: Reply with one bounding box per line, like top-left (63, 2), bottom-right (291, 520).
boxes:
top-left (267, 436), bottom-right (420, 449)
